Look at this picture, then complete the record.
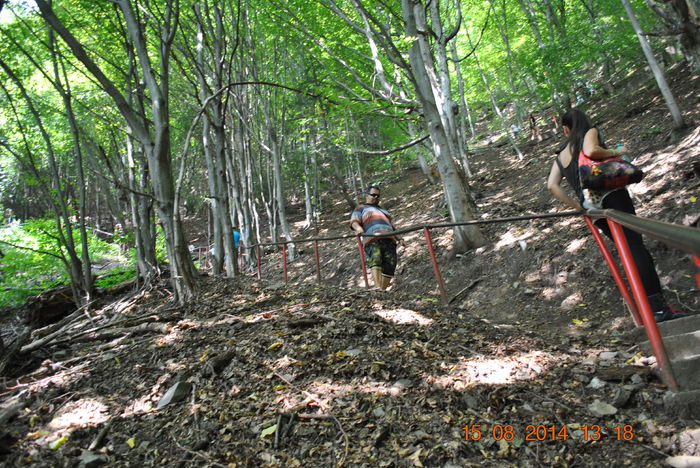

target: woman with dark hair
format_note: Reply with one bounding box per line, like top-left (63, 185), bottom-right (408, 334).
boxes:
top-left (547, 108), bottom-right (685, 322)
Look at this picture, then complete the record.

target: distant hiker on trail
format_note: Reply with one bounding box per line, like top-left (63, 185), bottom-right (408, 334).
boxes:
top-left (530, 113), bottom-right (542, 142)
top-left (232, 227), bottom-right (241, 249)
top-left (350, 186), bottom-right (405, 290)
top-left (510, 123), bottom-right (520, 139)
top-left (547, 108), bottom-right (687, 323)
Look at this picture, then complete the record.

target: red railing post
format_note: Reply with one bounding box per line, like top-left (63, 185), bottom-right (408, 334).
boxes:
top-left (694, 255), bottom-right (700, 288)
top-left (607, 219), bottom-right (678, 391)
top-left (256, 245), bottom-right (261, 280)
top-left (585, 217), bottom-right (641, 326)
top-left (282, 243), bottom-right (288, 283)
top-left (423, 227), bottom-right (448, 303)
top-left (314, 240), bottom-right (322, 284)
top-left (356, 235), bottom-right (369, 288)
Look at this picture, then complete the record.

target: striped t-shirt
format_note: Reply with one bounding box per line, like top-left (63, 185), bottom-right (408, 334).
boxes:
top-left (350, 204), bottom-right (395, 244)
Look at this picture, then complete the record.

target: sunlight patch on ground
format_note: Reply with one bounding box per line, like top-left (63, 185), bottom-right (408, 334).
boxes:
top-left (560, 292), bottom-right (583, 310)
top-left (374, 308), bottom-right (433, 326)
top-left (27, 364), bottom-right (89, 394)
top-left (273, 378), bottom-right (407, 413)
top-left (541, 288), bottom-right (562, 299)
top-left (272, 352), bottom-right (563, 413)
top-left (494, 227), bottom-right (534, 251)
top-left (424, 351), bottom-right (559, 389)
top-left (122, 395), bottom-right (155, 417)
top-left (557, 217), bottom-right (581, 228)
top-left (155, 327), bottom-right (182, 346)
top-left (164, 359), bottom-right (188, 372)
top-left (48, 398), bottom-right (110, 430)
top-left (566, 237), bottom-right (587, 253)
top-left (29, 397), bottom-right (110, 448)
top-left (268, 355), bottom-right (303, 370)
top-left (243, 310), bottom-right (278, 323)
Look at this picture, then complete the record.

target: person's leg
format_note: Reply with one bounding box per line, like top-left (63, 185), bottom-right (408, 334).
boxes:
top-left (372, 267), bottom-right (384, 289)
top-left (594, 190), bottom-right (685, 321)
top-left (594, 190), bottom-right (662, 295)
top-left (379, 240), bottom-right (397, 290)
top-left (364, 242), bottom-right (382, 288)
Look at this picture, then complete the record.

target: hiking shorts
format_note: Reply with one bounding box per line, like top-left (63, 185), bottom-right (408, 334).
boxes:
top-left (364, 238), bottom-right (397, 277)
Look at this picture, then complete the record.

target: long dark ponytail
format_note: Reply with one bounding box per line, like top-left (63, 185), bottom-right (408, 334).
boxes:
top-left (561, 109), bottom-right (592, 160)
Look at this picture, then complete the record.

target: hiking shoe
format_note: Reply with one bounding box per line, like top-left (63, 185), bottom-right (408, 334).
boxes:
top-left (653, 306), bottom-right (689, 323)
top-left (648, 293), bottom-right (689, 323)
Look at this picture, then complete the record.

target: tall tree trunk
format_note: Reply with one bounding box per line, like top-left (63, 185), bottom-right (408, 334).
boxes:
top-left (270, 127), bottom-right (295, 259)
top-left (48, 27), bottom-right (93, 301)
top-left (302, 134), bottom-right (316, 229)
top-left (36, 0), bottom-right (197, 304)
top-left (580, 0), bottom-right (615, 92)
top-left (408, 120), bottom-right (437, 184)
top-left (449, 42), bottom-right (473, 178)
top-left (622, 0), bottom-right (686, 129)
top-left (470, 40), bottom-right (524, 160)
top-left (402, 0), bottom-right (485, 251)
top-left (0, 55), bottom-right (88, 306)
top-left (123, 46), bottom-right (158, 280)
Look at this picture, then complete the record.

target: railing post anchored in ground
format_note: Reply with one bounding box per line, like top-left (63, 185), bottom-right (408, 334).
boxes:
top-left (356, 235), bottom-right (369, 288)
top-left (423, 227), bottom-right (448, 303)
top-left (607, 219), bottom-right (678, 391)
top-left (314, 240), bottom-right (321, 284)
top-left (256, 245), bottom-right (261, 280)
top-left (282, 243), bottom-right (288, 283)
top-left (585, 217), bottom-right (641, 326)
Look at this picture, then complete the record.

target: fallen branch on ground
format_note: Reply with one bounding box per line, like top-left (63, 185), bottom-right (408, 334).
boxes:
top-left (20, 314), bottom-right (169, 353)
top-left (449, 277), bottom-right (482, 304)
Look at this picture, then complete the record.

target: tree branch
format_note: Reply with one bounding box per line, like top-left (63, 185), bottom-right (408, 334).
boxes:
top-left (450, 5), bottom-right (491, 63)
top-left (354, 133), bottom-right (429, 155)
top-left (34, 0), bottom-right (150, 144)
top-left (0, 240), bottom-right (64, 261)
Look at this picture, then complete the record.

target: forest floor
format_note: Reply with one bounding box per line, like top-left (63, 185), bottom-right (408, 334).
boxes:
top-left (1, 64), bottom-right (700, 467)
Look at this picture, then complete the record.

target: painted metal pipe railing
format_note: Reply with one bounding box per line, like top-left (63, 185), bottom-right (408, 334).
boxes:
top-left (355, 235), bottom-right (370, 288)
top-left (586, 209), bottom-right (700, 255)
top-left (608, 219), bottom-right (679, 390)
top-left (423, 227), bottom-right (447, 302)
top-left (584, 217), bottom-right (642, 326)
top-left (585, 208), bottom-right (700, 392)
top-left (249, 211), bottom-right (582, 291)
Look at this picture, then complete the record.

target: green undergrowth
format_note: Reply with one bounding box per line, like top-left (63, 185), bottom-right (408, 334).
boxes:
top-left (0, 219), bottom-right (130, 309)
top-left (94, 266), bottom-right (137, 289)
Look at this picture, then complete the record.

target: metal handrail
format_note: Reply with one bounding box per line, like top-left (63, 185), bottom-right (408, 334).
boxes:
top-left (587, 209), bottom-right (700, 256)
top-left (249, 210), bottom-right (583, 248)
top-left (583, 208), bottom-right (700, 392)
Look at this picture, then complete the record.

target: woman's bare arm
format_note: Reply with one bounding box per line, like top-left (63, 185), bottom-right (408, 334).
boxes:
top-left (547, 160), bottom-right (583, 210)
top-left (582, 128), bottom-right (626, 160)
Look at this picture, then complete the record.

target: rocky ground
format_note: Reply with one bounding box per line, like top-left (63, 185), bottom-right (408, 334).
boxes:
top-left (0, 64), bottom-right (699, 467)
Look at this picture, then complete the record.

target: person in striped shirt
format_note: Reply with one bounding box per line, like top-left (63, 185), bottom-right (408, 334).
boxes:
top-left (350, 186), bottom-right (404, 290)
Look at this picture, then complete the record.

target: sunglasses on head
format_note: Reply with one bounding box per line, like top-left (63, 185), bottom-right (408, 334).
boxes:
top-left (368, 193), bottom-right (380, 197)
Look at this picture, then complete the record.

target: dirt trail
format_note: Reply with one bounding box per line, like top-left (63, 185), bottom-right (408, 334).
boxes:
top-left (1, 65), bottom-right (699, 467)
